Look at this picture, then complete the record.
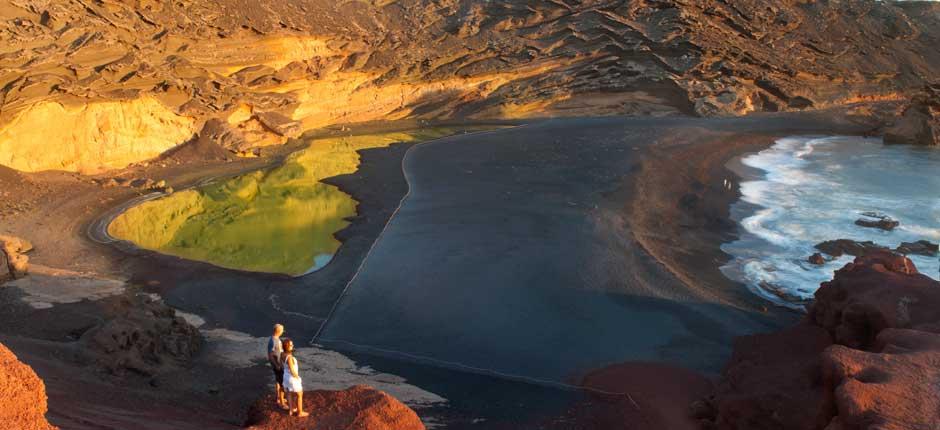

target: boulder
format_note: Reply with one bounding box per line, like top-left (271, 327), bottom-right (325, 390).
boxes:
top-left (822, 329), bottom-right (940, 430)
top-left (246, 385), bottom-right (425, 430)
top-left (808, 253), bottom-right (826, 265)
top-left (853, 215), bottom-right (898, 231)
top-left (895, 240), bottom-right (939, 256)
top-left (0, 235), bottom-right (32, 279)
top-left (814, 239), bottom-right (888, 258)
top-left (253, 111), bottom-right (303, 138)
top-left (79, 298), bottom-right (202, 376)
top-left (0, 342), bottom-right (57, 430)
top-left (810, 252), bottom-right (940, 349)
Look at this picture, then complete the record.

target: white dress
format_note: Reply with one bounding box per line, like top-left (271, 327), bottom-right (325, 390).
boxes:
top-left (282, 355), bottom-right (303, 393)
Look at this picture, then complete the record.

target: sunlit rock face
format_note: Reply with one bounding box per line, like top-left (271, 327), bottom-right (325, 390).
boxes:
top-left (1, 0), bottom-right (939, 172)
top-left (0, 97), bottom-right (197, 173)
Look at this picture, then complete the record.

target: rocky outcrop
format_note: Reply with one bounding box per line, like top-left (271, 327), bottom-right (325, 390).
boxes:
top-left (895, 240), bottom-right (939, 257)
top-left (0, 342), bottom-right (57, 430)
top-left (246, 385), bottom-right (425, 430)
top-left (0, 234), bottom-right (32, 281)
top-left (815, 240), bottom-right (888, 258)
top-left (854, 213), bottom-right (898, 231)
top-left (79, 297), bottom-right (202, 376)
top-left (1, 0), bottom-right (938, 173)
top-left (808, 253), bottom-right (826, 265)
top-left (884, 83), bottom-right (940, 146)
top-left (809, 253), bottom-right (939, 349)
top-left (823, 328), bottom-right (940, 430)
top-left (702, 252), bottom-right (940, 430)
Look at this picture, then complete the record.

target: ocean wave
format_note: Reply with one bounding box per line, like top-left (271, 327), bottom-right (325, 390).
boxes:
top-left (722, 136), bottom-right (940, 307)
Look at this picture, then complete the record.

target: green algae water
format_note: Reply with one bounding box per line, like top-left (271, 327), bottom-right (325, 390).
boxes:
top-left (108, 127), bottom-right (496, 276)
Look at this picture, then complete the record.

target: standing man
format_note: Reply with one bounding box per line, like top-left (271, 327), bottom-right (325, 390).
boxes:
top-left (267, 324), bottom-right (287, 410)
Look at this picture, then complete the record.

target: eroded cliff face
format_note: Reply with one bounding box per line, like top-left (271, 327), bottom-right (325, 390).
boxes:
top-left (1, 0), bottom-right (939, 172)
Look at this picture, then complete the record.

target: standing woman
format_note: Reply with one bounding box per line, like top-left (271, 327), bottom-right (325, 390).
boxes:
top-left (280, 339), bottom-right (309, 417)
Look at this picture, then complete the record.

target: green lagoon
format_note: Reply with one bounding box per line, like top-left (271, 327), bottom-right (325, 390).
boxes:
top-left (108, 128), bottom-right (493, 276)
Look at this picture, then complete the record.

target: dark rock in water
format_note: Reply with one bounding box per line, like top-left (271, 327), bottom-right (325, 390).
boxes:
top-left (854, 213), bottom-right (899, 231)
top-left (808, 253), bottom-right (826, 265)
top-left (815, 239), bottom-right (888, 258)
top-left (895, 240), bottom-right (940, 256)
top-left (884, 83), bottom-right (940, 147)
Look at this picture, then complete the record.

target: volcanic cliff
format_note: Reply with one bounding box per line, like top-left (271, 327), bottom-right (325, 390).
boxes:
top-left (700, 252), bottom-right (940, 430)
top-left (2, 0), bottom-right (939, 172)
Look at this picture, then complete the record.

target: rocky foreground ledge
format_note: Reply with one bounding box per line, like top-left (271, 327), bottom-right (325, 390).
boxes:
top-left (246, 385), bottom-right (425, 430)
top-left (699, 252), bottom-right (940, 430)
top-left (0, 343), bottom-right (57, 430)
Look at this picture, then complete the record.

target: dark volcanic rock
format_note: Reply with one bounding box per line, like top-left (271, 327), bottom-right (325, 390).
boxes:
top-left (79, 297), bottom-right (202, 376)
top-left (854, 214), bottom-right (899, 231)
top-left (895, 240), bottom-right (939, 256)
top-left (815, 239), bottom-right (888, 258)
top-left (808, 253), bottom-right (826, 265)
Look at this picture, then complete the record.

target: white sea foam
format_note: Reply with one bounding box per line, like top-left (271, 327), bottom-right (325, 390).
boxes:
top-left (721, 136), bottom-right (940, 309)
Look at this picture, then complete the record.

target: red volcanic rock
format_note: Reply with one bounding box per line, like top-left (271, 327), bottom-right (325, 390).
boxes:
top-left (705, 252), bottom-right (940, 430)
top-left (578, 362), bottom-right (714, 430)
top-left (809, 252), bottom-right (940, 349)
top-left (708, 324), bottom-right (834, 430)
top-left (246, 385), bottom-right (425, 430)
top-left (0, 342), bottom-right (57, 430)
top-left (823, 329), bottom-right (940, 430)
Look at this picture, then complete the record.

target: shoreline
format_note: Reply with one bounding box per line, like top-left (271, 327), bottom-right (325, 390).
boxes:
top-left (1, 110), bottom-right (893, 429)
top-left (627, 112), bottom-right (882, 318)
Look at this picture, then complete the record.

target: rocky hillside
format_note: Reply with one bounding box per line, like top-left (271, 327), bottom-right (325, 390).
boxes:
top-left (1, 0), bottom-right (939, 172)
